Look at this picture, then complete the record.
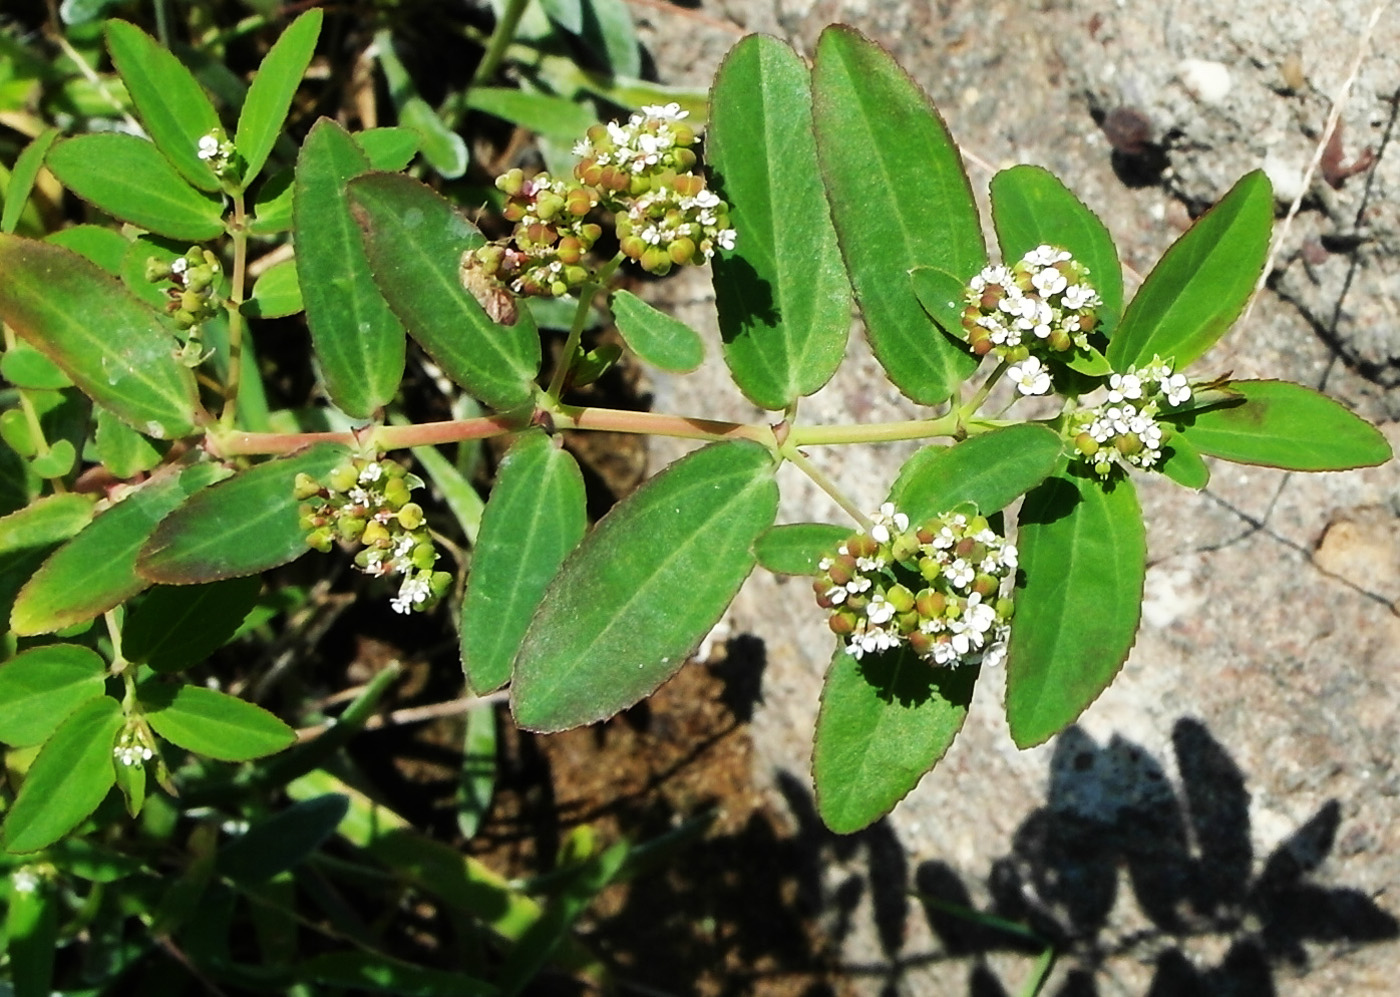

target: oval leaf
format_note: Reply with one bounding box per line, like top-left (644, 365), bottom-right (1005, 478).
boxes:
top-left (293, 120), bottom-right (405, 418)
top-left (2, 695), bottom-right (121, 853)
top-left (11, 463), bottom-right (228, 635)
top-left (0, 345), bottom-right (72, 390)
top-left (461, 431), bottom-right (587, 695)
top-left (610, 290), bottom-right (704, 374)
top-left (989, 165), bottom-right (1123, 337)
top-left (355, 127), bottom-right (420, 172)
top-left (909, 266), bottom-right (969, 339)
top-left (45, 224), bottom-right (129, 274)
top-left (234, 9), bottom-right (323, 187)
top-left (105, 20), bottom-right (222, 192)
top-left (1159, 433), bottom-right (1210, 490)
top-left (0, 236), bottom-right (200, 439)
top-left (2, 127), bottom-right (58, 235)
top-left (46, 134), bottom-right (225, 240)
top-left (244, 256), bottom-right (303, 319)
top-left (888, 425), bottom-right (1064, 521)
top-left (1175, 379), bottom-right (1391, 471)
top-left (140, 681), bottom-right (295, 761)
top-left (813, 647), bottom-right (977, 833)
top-left (0, 644), bottom-right (107, 748)
top-left (709, 35), bottom-right (851, 409)
top-left (0, 494), bottom-right (97, 624)
top-left (753, 523), bottom-right (851, 576)
top-left (1108, 171), bottom-right (1272, 372)
top-left (94, 408), bottom-right (165, 478)
top-left (812, 26), bottom-right (983, 405)
top-left (122, 577), bottom-right (262, 673)
top-left (466, 87), bottom-right (597, 143)
top-left (138, 444), bottom-right (350, 584)
top-left (349, 172), bottom-right (541, 411)
top-left (1005, 470), bottom-right (1146, 747)
top-left (511, 440), bottom-right (778, 731)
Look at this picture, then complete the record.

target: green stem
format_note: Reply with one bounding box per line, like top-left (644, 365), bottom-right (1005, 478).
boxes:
top-left (545, 254), bottom-right (623, 402)
top-left (787, 412), bottom-right (959, 447)
top-left (472, 0), bottom-right (532, 85)
top-left (780, 443), bottom-right (871, 530)
top-left (959, 359), bottom-right (1008, 421)
top-left (3, 325), bottom-right (65, 492)
top-left (219, 192), bottom-right (250, 428)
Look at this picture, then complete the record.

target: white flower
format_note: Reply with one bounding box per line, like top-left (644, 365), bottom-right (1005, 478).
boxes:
top-left (1024, 244), bottom-right (1071, 267)
top-left (641, 102), bottom-right (688, 121)
top-left (1008, 356), bottom-right (1052, 395)
top-left (391, 574), bottom-right (432, 614)
top-left (1161, 372), bottom-right (1192, 406)
top-left (1032, 267), bottom-right (1068, 296)
top-left (1062, 283), bottom-right (1097, 310)
top-left (197, 134), bottom-right (220, 160)
top-left (11, 869), bottom-right (40, 894)
top-left (866, 593), bottom-right (896, 626)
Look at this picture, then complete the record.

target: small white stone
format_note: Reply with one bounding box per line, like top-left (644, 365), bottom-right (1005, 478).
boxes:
top-left (1178, 59), bottom-right (1232, 104)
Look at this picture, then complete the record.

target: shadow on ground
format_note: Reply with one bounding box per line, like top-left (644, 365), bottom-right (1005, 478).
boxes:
top-left (474, 639), bottom-right (1395, 996)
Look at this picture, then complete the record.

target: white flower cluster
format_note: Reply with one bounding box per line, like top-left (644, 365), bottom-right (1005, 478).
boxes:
top-left (573, 103), bottom-right (696, 177)
top-left (814, 504), bottom-right (1017, 669)
top-left (1069, 357), bottom-right (1193, 479)
top-left (10, 868), bottom-right (40, 894)
top-left (297, 458), bottom-right (452, 615)
top-left (195, 129), bottom-right (237, 176)
top-left (114, 725), bottom-right (155, 767)
top-left (963, 245), bottom-right (1104, 395)
top-left (623, 184), bottom-right (737, 265)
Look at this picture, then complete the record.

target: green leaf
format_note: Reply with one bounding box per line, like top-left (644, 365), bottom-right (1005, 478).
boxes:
top-left (409, 439), bottom-right (485, 544)
top-left (1005, 470), bottom-right (1146, 747)
top-left (11, 463), bottom-right (228, 635)
top-left (137, 444), bottom-right (349, 584)
top-left (511, 440), bottom-right (778, 731)
top-left (811, 26), bottom-right (983, 405)
top-left (46, 134), bottom-right (225, 240)
top-left (1174, 379), bottom-right (1392, 470)
top-left (123, 577), bottom-right (262, 673)
top-left (244, 257), bottom-right (303, 319)
top-left (457, 703), bottom-right (496, 840)
top-left (0, 644), bottom-right (107, 747)
top-left (989, 165), bottom-right (1123, 338)
top-left (1108, 171), bottom-right (1272, 372)
top-left (113, 748), bottom-right (145, 817)
top-left (0, 493), bottom-right (96, 625)
top-left (888, 425), bottom-right (1065, 521)
top-left (44, 224), bottom-right (130, 275)
top-left (217, 794), bottom-right (349, 884)
top-left (248, 169), bottom-right (293, 235)
top-left (753, 523), bottom-right (851, 576)
top-left (813, 647), bottom-right (977, 833)
top-left (5, 871), bottom-right (58, 997)
top-left (94, 408), bottom-right (166, 478)
top-left (466, 87), bottom-right (596, 142)
top-left (105, 20), bottom-right (222, 192)
top-left (397, 97), bottom-right (469, 180)
top-left (461, 430), bottom-right (587, 694)
top-left (2, 127), bottom-right (58, 235)
top-left (234, 8), bottom-right (323, 187)
top-left (349, 172), bottom-right (540, 411)
top-left (355, 127), bottom-right (420, 172)
top-left (29, 439), bottom-right (76, 480)
top-left (609, 290), bottom-right (704, 374)
top-left (2, 695), bottom-right (121, 853)
top-left (908, 266), bottom-right (969, 339)
top-left (299, 952), bottom-right (496, 997)
top-left (140, 681), bottom-right (295, 761)
top-left (0, 236), bottom-right (200, 439)
top-left (580, 0), bottom-right (640, 78)
top-left (1159, 433), bottom-right (1210, 490)
top-left (709, 35), bottom-right (850, 410)
top-left (293, 120), bottom-right (405, 417)
top-left (0, 344), bottom-right (71, 390)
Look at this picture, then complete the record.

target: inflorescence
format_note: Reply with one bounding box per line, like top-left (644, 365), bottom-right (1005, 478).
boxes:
top-left (466, 103), bottom-right (735, 302)
top-left (814, 504), bottom-right (1017, 669)
top-left (962, 245), bottom-right (1103, 397)
top-left (297, 458), bottom-right (452, 615)
top-left (1067, 358), bottom-right (1193, 478)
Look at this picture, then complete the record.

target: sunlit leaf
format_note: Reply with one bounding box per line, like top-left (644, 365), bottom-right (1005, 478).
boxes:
top-left (293, 120), bottom-right (405, 417)
top-left (753, 523), bottom-right (851, 576)
top-left (44, 224), bottom-right (129, 274)
top-left (140, 681), bottom-right (295, 761)
top-left (461, 430), bottom-right (587, 694)
top-left (4, 859), bottom-right (58, 997)
top-left (1005, 469), bottom-right (1145, 747)
top-left (0, 644), bottom-right (107, 748)
top-left (2, 695), bottom-right (122, 853)
top-left (888, 425), bottom-right (1064, 521)
top-left (244, 257), bottom-right (302, 319)
top-left (2, 127), bottom-right (58, 235)
top-left (138, 444), bottom-right (349, 584)
top-left (94, 408), bottom-right (165, 478)
top-left (609, 290), bottom-right (704, 374)
top-left (234, 8), bottom-right (323, 187)
top-left (812, 26), bottom-right (983, 405)
top-left (466, 87), bottom-right (596, 142)
top-left (105, 20), bottom-right (222, 192)
top-left (813, 647), bottom-right (976, 833)
top-left (11, 463), bottom-right (228, 635)
top-left (0, 235), bottom-right (201, 439)
top-left (710, 35), bottom-right (850, 409)
top-left (355, 126), bottom-right (420, 172)
top-left (511, 440), bottom-right (778, 731)
top-left (46, 134), bottom-right (225, 240)
top-left (1108, 171), bottom-right (1272, 372)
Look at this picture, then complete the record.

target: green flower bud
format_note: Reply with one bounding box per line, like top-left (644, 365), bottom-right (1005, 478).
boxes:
top-left (411, 542), bottom-right (437, 570)
top-left (496, 169), bottom-right (525, 196)
top-left (328, 463), bottom-right (358, 493)
top-left (918, 556), bottom-right (942, 584)
top-left (621, 235), bottom-right (647, 260)
top-left (668, 237), bottom-right (697, 266)
top-left (996, 597), bottom-right (1015, 620)
top-left (972, 572), bottom-right (999, 598)
top-left (293, 473), bottom-right (323, 500)
top-left (396, 502), bottom-right (425, 530)
top-left (1094, 459), bottom-right (1114, 478)
top-left (847, 534), bottom-right (878, 559)
top-left (909, 630), bottom-right (934, 657)
top-left (886, 584), bottom-right (915, 613)
top-left (337, 516), bottom-right (366, 542)
top-left (640, 247), bottom-right (672, 275)
top-left (383, 479), bottom-right (411, 508)
top-left (1074, 432), bottom-right (1099, 457)
top-left (827, 555), bottom-right (855, 586)
top-left (430, 571), bottom-right (453, 597)
top-left (361, 520), bottom-right (391, 547)
top-left (145, 257), bottom-right (172, 282)
top-left (1048, 329), bottom-right (1073, 352)
top-left (1114, 432), bottom-right (1143, 456)
top-left (915, 588), bottom-right (946, 618)
top-left (828, 610), bottom-right (857, 636)
top-left (890, 532), bottom-right (921, 565)
top-left (305, 527), bottom-right (334, 553)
